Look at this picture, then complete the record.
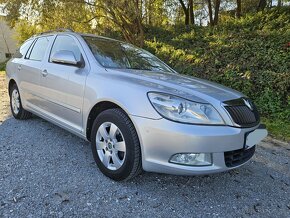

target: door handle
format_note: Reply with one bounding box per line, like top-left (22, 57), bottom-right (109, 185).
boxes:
top-left (41, 69), bottom-right (48, 77)
top-left (17, 65), bottom-right (22, 71)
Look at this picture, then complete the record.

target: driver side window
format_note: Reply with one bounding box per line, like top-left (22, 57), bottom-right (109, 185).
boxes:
top-left (49, 35), bottom-right (81, 62)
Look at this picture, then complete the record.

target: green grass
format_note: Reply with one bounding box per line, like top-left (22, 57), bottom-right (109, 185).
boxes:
top-left (262, 117), bottom-right (290, 142)
top-left (0, 61), bottom-right (7, 71)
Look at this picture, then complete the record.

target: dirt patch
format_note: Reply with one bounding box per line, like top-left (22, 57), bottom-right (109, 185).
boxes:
top-left (0, 72), bottom-right (10, 123)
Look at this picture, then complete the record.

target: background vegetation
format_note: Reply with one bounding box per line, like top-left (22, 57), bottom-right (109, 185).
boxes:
top-left (0, 60), bottom-right (7, 71)
top-left (0, 0), bottom-right (289, 140)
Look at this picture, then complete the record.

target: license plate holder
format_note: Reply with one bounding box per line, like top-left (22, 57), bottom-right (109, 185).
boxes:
top-left (244, 126), bottom-right (268, 150)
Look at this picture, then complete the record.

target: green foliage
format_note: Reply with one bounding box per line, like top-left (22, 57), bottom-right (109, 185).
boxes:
top-left (1, 1), bottom-right (289, 139)
top-left (0, 61), bottom-right (7, 71)
top-left (14, 20), bottom-right (38, 44)
top-left (262, 118), bottom-right (290, 142)
top-left (145, 7), bottom-right (290, 123)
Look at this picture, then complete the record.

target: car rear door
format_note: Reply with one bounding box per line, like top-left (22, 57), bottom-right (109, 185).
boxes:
top-left (8, 38), bottom-right (34, 103)
top-left (17, 36), bottom-right (54, 110)
top-left (39, 34), bottom-right (89, 134)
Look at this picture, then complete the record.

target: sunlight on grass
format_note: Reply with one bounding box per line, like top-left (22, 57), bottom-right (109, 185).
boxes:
top-left (262, 117), bottom-right (290, 142)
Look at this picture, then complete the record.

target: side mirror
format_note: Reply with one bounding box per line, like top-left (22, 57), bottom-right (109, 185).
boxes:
top-left (51, 50), bottom-right (82, 67)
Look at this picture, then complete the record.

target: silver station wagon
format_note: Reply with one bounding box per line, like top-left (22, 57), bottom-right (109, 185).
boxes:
top-left (6, 29), bottom-right (268, 181)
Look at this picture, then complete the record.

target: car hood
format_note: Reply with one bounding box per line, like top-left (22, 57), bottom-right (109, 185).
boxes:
top-left (107, 69), bottom-right (244, 103)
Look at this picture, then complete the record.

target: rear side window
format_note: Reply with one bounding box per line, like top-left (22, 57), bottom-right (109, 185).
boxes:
top-left (26, 36), bottom-right (52, 61)
top-left (13, 39), bottom-right (34, 58)
top-left (49, 35), bottom-right (81, 62)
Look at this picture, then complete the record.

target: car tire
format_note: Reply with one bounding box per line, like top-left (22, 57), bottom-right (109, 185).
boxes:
top-left (91, 108), bottom-right (142, 181)
top-left (9, 83), bottom-right (31, 120)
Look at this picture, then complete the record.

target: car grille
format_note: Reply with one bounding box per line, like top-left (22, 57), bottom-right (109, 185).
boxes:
top-left (224, 146), bottom-right (256, 168)
top-left (224, 98), bottom-right (259, 127)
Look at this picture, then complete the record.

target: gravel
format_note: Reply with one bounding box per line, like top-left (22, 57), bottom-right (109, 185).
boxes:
top-left (0, 74), bottom-right (290, 217)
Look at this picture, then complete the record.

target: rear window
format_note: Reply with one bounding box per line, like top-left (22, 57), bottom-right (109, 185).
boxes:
top-left (26, 36), bottom-right (53, 61)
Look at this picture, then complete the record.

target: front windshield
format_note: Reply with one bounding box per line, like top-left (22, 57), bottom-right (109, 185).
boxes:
top-left (83, 36), bottom-right (174, 73)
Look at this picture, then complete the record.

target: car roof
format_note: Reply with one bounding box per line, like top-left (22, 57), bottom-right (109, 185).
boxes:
top-left (30, 29), bottom-right (124, 44)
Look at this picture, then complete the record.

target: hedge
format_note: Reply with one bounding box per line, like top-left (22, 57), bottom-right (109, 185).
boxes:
top-left (145, 7), bottom-right (290, 121)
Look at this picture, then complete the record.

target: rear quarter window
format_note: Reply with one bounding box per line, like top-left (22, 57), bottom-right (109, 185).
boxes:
top-left (13, 39), bottom-right (34, 58)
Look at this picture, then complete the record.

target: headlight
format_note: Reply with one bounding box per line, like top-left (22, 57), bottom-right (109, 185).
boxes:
top-left (148, 92), bottom-right (224, 125)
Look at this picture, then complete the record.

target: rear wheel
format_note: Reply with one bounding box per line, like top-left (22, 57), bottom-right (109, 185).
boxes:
top-left (91, 108), bottom-right (142, 181)
top-left (10, 84), bottom-right (31, 119)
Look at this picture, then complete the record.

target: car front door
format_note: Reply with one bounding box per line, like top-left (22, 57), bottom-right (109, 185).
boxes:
top-left (39, 34), bottom-right (89, 134)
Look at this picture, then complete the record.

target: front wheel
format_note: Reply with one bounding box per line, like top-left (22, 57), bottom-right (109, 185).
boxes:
top-left (9, 84), bottom-right (31, 120)
top-left (91, 108), bottom-right (142, 181)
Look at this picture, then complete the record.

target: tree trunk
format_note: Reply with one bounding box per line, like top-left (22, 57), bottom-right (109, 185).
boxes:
top-left (189, 0), bottom-right (194, 25)
top-left (277, 0), bottom-right (282, 7)
top-left (178, 0), bottom-right (189, 25)
top-left (148, 0), bottom-right (152, 25)
top-left (257, 0), bottom-right (267, 11)
top-left (135, 0), bottom-right (144, 47)
top-left (185, 10), bottom-right (189, 25)
top-left (207, 0), bottom-right (214, 26)
top-left (213, 0), bottom-right (220, 25)
top-left (236, 0), bottom-right (241, 18)
top-left (269, 0), bottom-right (272, 7)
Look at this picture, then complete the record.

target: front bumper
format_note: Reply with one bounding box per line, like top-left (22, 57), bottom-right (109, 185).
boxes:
top-left (130, 115), bottom-right (267, 175)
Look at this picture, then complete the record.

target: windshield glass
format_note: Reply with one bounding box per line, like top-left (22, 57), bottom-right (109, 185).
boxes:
top-left (83, 36), bottom-right (174, 73)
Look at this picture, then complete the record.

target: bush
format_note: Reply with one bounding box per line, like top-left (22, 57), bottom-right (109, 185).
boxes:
top-left (145, 7), bottom-right (290, 122)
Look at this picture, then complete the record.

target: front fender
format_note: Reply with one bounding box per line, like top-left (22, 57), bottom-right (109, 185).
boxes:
top-left (82, 70), bottom-right (162, 134)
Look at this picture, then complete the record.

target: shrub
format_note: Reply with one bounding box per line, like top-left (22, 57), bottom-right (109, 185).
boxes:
top-left (145, 7), bottom-right (290, 121)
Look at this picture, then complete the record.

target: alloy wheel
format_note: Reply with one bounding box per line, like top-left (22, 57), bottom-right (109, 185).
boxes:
top-left (11, 89), bottom-right (20, 115)
top-left (96, 122), bottom-right (126, 170)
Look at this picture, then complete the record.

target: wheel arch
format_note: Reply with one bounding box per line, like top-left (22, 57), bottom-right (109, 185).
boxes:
top-left (86, 101), bottom-right (130, 141)
top-left (8, 79), bottom-right (17, 96)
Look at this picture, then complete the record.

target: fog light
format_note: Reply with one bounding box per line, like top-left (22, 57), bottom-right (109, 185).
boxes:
top-left (169, 153), bottom-right (212, 166)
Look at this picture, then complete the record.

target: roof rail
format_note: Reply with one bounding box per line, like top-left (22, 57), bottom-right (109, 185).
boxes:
top-left (39, 28), bottom-right (74, 35)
